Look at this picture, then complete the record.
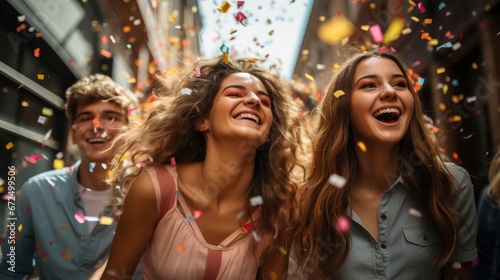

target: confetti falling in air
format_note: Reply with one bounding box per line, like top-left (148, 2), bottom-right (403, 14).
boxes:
top-left (235, 12), bottom-right (247, 26)
top-left (369, 24), bottom-right (383, 43)
top-left (237, 1), bottom-right (244, 8)
top-left (356, 141), bottom-right (367, 152)
top-left (217, 1), bottom-right (231, 13)
top-left (5, 142), bottom-right (14, 150)
top-left (328, 174), bottom-right (346, 188)
top-left (250, 195), bottom-right (263, 206)
top-left (242, 222), bottom-right (253, 231)
top-left (89, 162), bottom-right (96, 173)
top-left (417, 2), bottom-right (426, 13)
top-left (99, 216), bottom-right (114, 225)
top-left (18, 224), bottom-right (23, 232)
top-left (252, 231), bottom-right (261, 242)
top-left (452, 262), bottom-right (461, 269)
top-left (193, 210), bottom-right (203, 219)
top-left (436, 42), bottom-right (452, 52)
top-left (305, 73), bottom-right (315, 82)
top-left (74, 211), bottom-right (85, 224)
top-left (336, 215), bottom-right (350, 232)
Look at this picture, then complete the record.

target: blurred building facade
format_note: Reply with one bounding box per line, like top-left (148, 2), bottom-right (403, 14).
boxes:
top-left (293, 0), bottom-right (500, 197)
top-left (0, 0), bottom-right (201, 230)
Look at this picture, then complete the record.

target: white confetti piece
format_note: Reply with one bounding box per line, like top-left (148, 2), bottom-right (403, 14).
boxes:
top-left (328, 174), bottom-right (346, 188)
top-left (250, 196), bottom-right (263, 206)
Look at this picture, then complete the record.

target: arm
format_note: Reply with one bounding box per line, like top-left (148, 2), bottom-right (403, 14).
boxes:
top-left (100, 170), bottom-right (158, 279)
top-left (0, 184), bottom-right (36, 279)
top-left (442, 261), bottom-right (472, 280)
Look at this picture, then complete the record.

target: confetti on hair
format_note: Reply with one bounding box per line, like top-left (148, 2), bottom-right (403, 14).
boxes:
top-left (333, 90), bottom-right (345, 98)
top-left (217, 1), bottom-right (231, 13)
top-left (250, 195), bottom-right (263, 206)
top-left (181, 88), bottom-right (192, 95)
top-left (252, 231), bottom-right (261, 242)
top-left (328, 174), bottom-right (346, 188)
top-left (220, 44), bottom-right (229, 53)
top-left (74, 211), bottom-right (85, 224)
top-left (223, 52), bottom-right (229, 63)
top-left (409, 208), bottom-right (422, 218)
top-left (176, 244), bottom-right (185, 253)
top-left (356, 141), bottom-right (367, 152)
top-left (278, 246), bottom-right (287, 255)
top-left (336, 215), bottom-right (350, 232)
top-left (242, 222), bottom-right (253, 231)
top-left (194, 67), bottom-right (201, 77)
top-left (170, 157), bottom-right (176, 165)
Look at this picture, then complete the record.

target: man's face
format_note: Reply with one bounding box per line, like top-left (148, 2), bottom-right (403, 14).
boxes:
top-left (70, 101), bottom-right (127, 165)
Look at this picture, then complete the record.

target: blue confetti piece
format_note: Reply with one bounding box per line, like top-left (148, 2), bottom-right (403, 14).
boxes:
top-left (220, 44), bottom-right (229, 53)
top-left (436, 42), bottom-right (452, 52)
top-left (185, 216), bottom-right (194, 221)
top-left (438, 2), bottom-right (446, 10)
top-left (418, 77), bottom-right (425, 85)
top-left (89, 162), bottom-right (96, 173)
top-left (452, 79), bottom-right (459, 87)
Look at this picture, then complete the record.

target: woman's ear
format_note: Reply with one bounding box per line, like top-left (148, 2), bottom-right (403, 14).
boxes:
top-left (196, 120), bottom-right (208, 132)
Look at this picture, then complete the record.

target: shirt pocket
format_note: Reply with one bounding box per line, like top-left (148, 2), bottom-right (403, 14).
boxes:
top-left (403, 225), bottom-right (441, 270)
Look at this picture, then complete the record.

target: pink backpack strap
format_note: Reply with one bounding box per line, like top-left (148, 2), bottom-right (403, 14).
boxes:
top-left (154, 166), bottom-right (176, 218)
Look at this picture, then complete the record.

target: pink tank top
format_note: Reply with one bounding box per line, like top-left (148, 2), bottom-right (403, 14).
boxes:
top-left (141, 165), bottom-right (272, 280)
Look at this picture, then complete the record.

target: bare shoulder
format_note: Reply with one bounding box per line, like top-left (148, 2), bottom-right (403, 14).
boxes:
top-left (124, 168), bottom-right (157, 206)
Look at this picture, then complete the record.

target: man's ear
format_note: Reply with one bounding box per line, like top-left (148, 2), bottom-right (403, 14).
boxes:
top-left (196, 120), bottom-right (208, 132)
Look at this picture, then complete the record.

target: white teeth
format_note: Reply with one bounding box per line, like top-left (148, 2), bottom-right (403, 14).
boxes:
top-left (235, 113), bottom-right (260, 124)
top-left (373, 108), bottom-right (400, 117)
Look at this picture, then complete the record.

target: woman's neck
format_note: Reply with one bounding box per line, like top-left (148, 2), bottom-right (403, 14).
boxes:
top-left (354, 144), bottom-right (400, 191)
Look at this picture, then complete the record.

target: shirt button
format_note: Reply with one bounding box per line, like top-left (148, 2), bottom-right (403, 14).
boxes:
top-left (380, 214), bottom-right (387, 221)
top-left (80, 236), bottom-right (85, 241)
top-left (381, 243), bottom-right (387, 249)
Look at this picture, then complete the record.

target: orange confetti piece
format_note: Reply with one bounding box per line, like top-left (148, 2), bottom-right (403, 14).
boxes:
top-left (452, 152), bottom-right (459, 160)
top-left (278, 246), bottom-right (287, 255)
top-left (423, 18), bottom-right (433, 25)
top-left (5, 142), bottom-right (14, 150)
top-left (176, 244), bottom-right (185, 253)
top-left (37, 74), bottom-right (45, 80)
top-left (60, 224), bottom-right (68, 230)
top-left (100, 49), bottom-right (112, 58)
top-left (92, 117), bottom-right (100, 127)
top-left (439, 103), bottom-right (446, 111)
top-left (223, 52), bottom-right (229, 64)
top-left (421, 33), bottom-right (430, 40)
top-left (357, 141), bottom-right (367, 152)
top-left (34, 48), bottom-right (40, 57)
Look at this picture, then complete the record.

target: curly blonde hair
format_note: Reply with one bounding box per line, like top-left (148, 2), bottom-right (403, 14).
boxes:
top-left (110, 55), bottom-right (307, 262)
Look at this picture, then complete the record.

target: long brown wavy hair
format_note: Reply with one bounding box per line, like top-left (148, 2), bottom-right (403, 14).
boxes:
top-left (293, 51), bottom-right (463, 276)
top-left (109, 55), bottom-right (306, 264)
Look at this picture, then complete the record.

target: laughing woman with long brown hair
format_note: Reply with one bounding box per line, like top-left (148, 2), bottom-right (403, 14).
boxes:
top-left (292, 50), bottom-right (478, 280)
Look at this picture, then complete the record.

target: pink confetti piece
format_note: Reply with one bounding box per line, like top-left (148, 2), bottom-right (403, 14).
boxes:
top-left (235, 12), bottom-right (247, 26)
top-left (417, 2), bottom-right (426, 13)
top-left (194, 67), bottom-right (201, 77)
top-left (170, 157), bottom-right (176, 165)
top-left (74, 210), bottom-right (85, 224)
top-left (409, 208), bottom-right (422, 218)
top-left (369, 24), bottom-right (383, 43)
top-left (237, 1), bottom-right (244, 8)
top-left (336, 215), bottom-right (350, 232)
top-left (193, 210), bottom-right (203, 219)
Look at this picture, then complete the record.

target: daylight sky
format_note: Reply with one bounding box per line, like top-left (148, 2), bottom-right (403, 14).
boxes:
top-left (197, 0), bottom-right (315, 80)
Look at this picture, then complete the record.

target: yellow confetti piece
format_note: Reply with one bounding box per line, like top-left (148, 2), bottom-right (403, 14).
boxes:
top-left (409, 0), bottom-right (416, 6)
top-left (357, 141), bottom-right (367, 152)
top-left (439, 103), bottom-right (446, 111)
top-left (60, 224), bottom-right (67, 230)
top-left (42, 107), bottom-right (53, 117)
top-left (360, 25), bottom-right (370, 31)
top-left (317, 15), bottom-right (355, 45)
top-left (217, 1), bottom-right (231, 13)
top-left (319, 15), bottom-right (325, 22)
top-left (244, 58), bottom-right (259, 69)
top-left (223, 52), bottom-right (228, 64)
top-left (428, 39), bottom-right (438, 46)
top-left (176, 244), bottom-right (185, 253)
top-left (451, 115), bottom-right (462, 122)
top-left (443, 84), bottom-right (449, 94)
top-left (436, 67), bottom-right (446, 74)
top-left (53, 159), bottom-right (64, 170)
top-left (383, 17), bottom-right (404, 44)
top-left (18, 83), bottom-right (25, 89)
top-left (401, 27), bottom-right (412, 35)
top-left (107, 170), bottom-right (114, 180)
top-left (0, 186), bottom-right (3, 193)
top-left (341, 37), bottom-right (349, 46)
top-left (128, 77), bottom-right (136, 83)
top-left (18, 224), bottom-right (23, 232)
top-left (99, 216), bottom-right (114, 225)
top-left (21, 101), bottom-right (29, 107)
top-left (369, 3), bottom-right (376, 9)
top-left (6, 142), bottom-right (14, 150)
top-left (333, 90), bottom-right (345, 98)
top-left (471, 62), bottom-right (478, 69)
top-left (37, 74), bottom-right (44, 80)
top-left (305, 73), bottom-right (315, 82)
top-left (278, 246), bottom-right (287, 255)
top-left (410, 16), bottom-right (420, 22)
top-left (423, 18), bottom-right (433, 24)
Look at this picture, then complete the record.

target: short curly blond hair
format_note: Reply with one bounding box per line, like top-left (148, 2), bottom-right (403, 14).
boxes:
top-left (64, 73), bottom-right (138, 122)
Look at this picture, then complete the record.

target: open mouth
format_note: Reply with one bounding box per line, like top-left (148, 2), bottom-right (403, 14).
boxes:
top-left (88, 138), bottom-right (109, 144)
top-left (373, 108), bottom-right (401, 123)
top-left (235, 113), bottom-right (260, 124)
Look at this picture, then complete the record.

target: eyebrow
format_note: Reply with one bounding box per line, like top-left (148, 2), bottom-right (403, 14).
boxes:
top-left (354, 74), bottom-right (406, 86)
top-left (221, 84), bottom-right (269, 97)
top-left (75, 110), bottom-right (124, 119)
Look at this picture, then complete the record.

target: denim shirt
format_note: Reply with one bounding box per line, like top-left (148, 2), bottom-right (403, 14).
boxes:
top-left (473, 186), bottom-right (500, 280)
top-left (334, 163), bottom-right (478, 280)
top-left (0, 161), bottom-right (118, 280)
